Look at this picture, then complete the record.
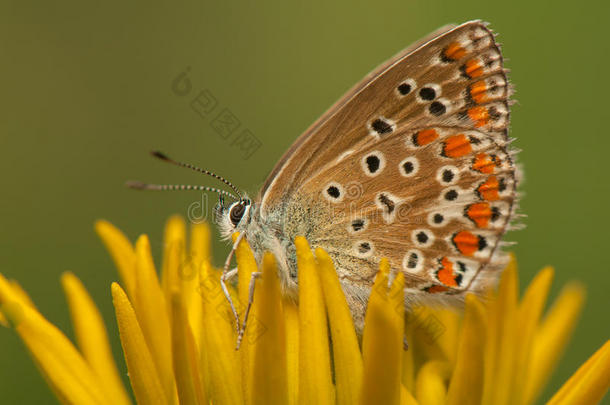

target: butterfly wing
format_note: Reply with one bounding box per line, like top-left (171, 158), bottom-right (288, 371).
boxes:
top-left (259, 21), bottom-right (516, 314)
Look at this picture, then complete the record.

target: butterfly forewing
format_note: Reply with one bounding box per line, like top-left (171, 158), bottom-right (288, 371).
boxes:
top-left (259, 21), bottom-right (517, 320)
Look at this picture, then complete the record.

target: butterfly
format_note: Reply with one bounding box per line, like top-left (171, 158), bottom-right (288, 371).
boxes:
top-left (130, 20), bottom-right (518, 345)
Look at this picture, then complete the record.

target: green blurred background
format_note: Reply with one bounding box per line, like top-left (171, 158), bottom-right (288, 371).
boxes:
top-left (1, 0), bottom-right (609, 403)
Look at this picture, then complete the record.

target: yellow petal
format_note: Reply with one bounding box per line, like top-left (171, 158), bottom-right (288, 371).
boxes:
top-left (233, 232), bottom-right (257, 403)
top-left (0, 279), bottom-right (37, 327)
top-left (199, 260), bottom-right (243, 405)
top-left (524, 282), bottom-right (586, 405)
top-left (403, 307), bottom-right (448, 392)
top-left (283, 297), bottom-right (300, 405)
top-left (250, 253), bottom-right (288, 405)
top-left (0, 274), bottom-right (111, 405)
top-left (170, 291), bottom-right (208, 405)
top-left (408, 306), bottom-right (452, 363)
top-left (547, 340), bottom-right (610, 405)
top-left (315, 248), bottom-right (363, 405)
top-left (95, 220), bottom-right (136, 298)
top-left (190, 222), bottom-right (211, 264)
top-left (295, 236), bottom-right (334, 405)
top-left (446, 294), bottom-right (487, 405)
top-left (360, 259), bottom-right (404, 405)
top-left (433, 308), bottom-right (461, 365)
top-left (482, 258), bottom-right (518, 405)
top-left (112, 282), bottom-right (168, 405)
top-left (9, 279), bottom-right (37, 309)
top-left (161, 215), bottom-right (186, 308)
top-left (185, 222), bottom-right (210, 345)
top-left (401, 325), bottom-right (416, 393)
top-left (414, 360), bottom-right (450, 405)
top-left (234, 231), bottom-right (257, 326)
top-left (132, 234), bottom-right (176, 402)
top-left (400, 384), bottom-right (420, 405)
top-left (512, 266), bottom-right (554, 405)
top-left (61, 272), bottom-right (132, 405)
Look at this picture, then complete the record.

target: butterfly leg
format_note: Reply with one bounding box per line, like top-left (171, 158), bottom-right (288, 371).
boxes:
top-left (235, 271), bottom-right (261, 350)
top-left (220, 232), bottom-right (247, 335)
top-left (220, 268), bottom-right (240, 335)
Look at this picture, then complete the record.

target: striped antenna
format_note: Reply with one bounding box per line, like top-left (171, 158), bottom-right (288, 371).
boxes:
top-left (126, 181), bottom-right (239, 200)
top-left (150, 151), bottom-right (242, 199)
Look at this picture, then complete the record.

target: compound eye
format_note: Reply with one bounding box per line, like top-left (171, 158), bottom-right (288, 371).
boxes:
top-left (229, 203), bottom-right (246, 227)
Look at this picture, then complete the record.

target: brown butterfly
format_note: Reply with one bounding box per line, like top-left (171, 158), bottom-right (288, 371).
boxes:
top-left (132, 20), bottom-right (518, 343)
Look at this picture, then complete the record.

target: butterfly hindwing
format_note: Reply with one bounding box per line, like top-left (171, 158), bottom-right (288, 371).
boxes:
top-left (307, 124), bottom-right (516, 300)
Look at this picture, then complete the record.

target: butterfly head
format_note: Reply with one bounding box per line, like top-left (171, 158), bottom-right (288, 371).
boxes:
top-left (215, 195), bottom-right (253, 239)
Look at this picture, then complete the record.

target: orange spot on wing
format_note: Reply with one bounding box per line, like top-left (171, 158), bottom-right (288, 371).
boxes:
top-left (443, 42), bottom-right (466, 61)
top-left (426, 285), bottom-right (449, 294)
top-left (477, 175), bottom-right (500, 201)
top-left (466, 202), bottom-right (492, 228)
top-left (470, 80), bottom-right (488, 104)
top-left (452, 231), bottom-right (479, 256)
top-left (436, 257), bottom-right (458, 287)
top-left (468, 106), bottom-right (490, 128)
top-left (414, 128), bottom-right (439, 146)
top-left (464, 59), bottom-right (484, 78)
top-left (472, 153), bottom-right (495, 174)
top-left (443, 134), bottom-right (472, 158)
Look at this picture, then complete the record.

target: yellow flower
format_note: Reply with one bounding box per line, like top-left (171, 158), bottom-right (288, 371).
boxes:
top-left (1, 215), bottom-right (609, 405)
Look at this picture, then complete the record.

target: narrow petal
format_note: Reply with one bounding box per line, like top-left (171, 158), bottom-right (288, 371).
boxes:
top-left (185, 222), bottom-right (210, 346)
top-left (408, 306), bottom-right (452, 363)
top-left (112, 282), bottom-right (168, 405)
top-left (61, 272), bottom-right (132, 405)
top-left (233, 233), bottom-right (257, 311)
top-left (190, 222), bottom-right (211, 264)
top-left (132, 235), bottom-right (176, 402)
top-left (403, 308), bottom-right (449, 392)
top-left (547, 340), bottom-right (610, 405)
top-left (161, 215), bottom-right (186, 309)
top-left (0, 274), bottom-right (110, 405)
top-left (523, 282), bottom-right (586, 404)
top-left (482, 258), bottom-right (518, 405)
top-left (433, 308), bottom-right (461, 365)
top-left (250, 253), bottom-right (288, 405)
top-left (414, 360), bottom-right (450, 405)
top-left (295, 236), bottom-right (334, 405)
top-left (170, 291), bottom-right (208, 405)
top-left (199, 260), bottom-right (243, 405)
top-left (95, 220), bottom-right (136, 298)
top-left (9, 279), bottom-right (37, 309)
top-left (512, 266), bottom-right (554, 405)
top-left (400, 385), bottom-right (420, 405)
top-left (401, 326), bottom-right (416, 393)
top-left (1, 279), bottom-right (37, 327)
top-left (283, 297), bottom-right (299, 405)
top-left (360, 259), bottom-right (404, 405)
top-left (446, 294), bottom-right (486, 405)
top-left (316, 248), bottom-right (363, 405)
top-left (233, 232), bottom-right (257, 402)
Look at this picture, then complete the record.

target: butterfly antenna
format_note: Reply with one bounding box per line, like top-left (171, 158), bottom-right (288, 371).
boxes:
top-left (150, 150), bottom-right (243, 199)
top-left (126, 181), bottom-right (239, 200)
